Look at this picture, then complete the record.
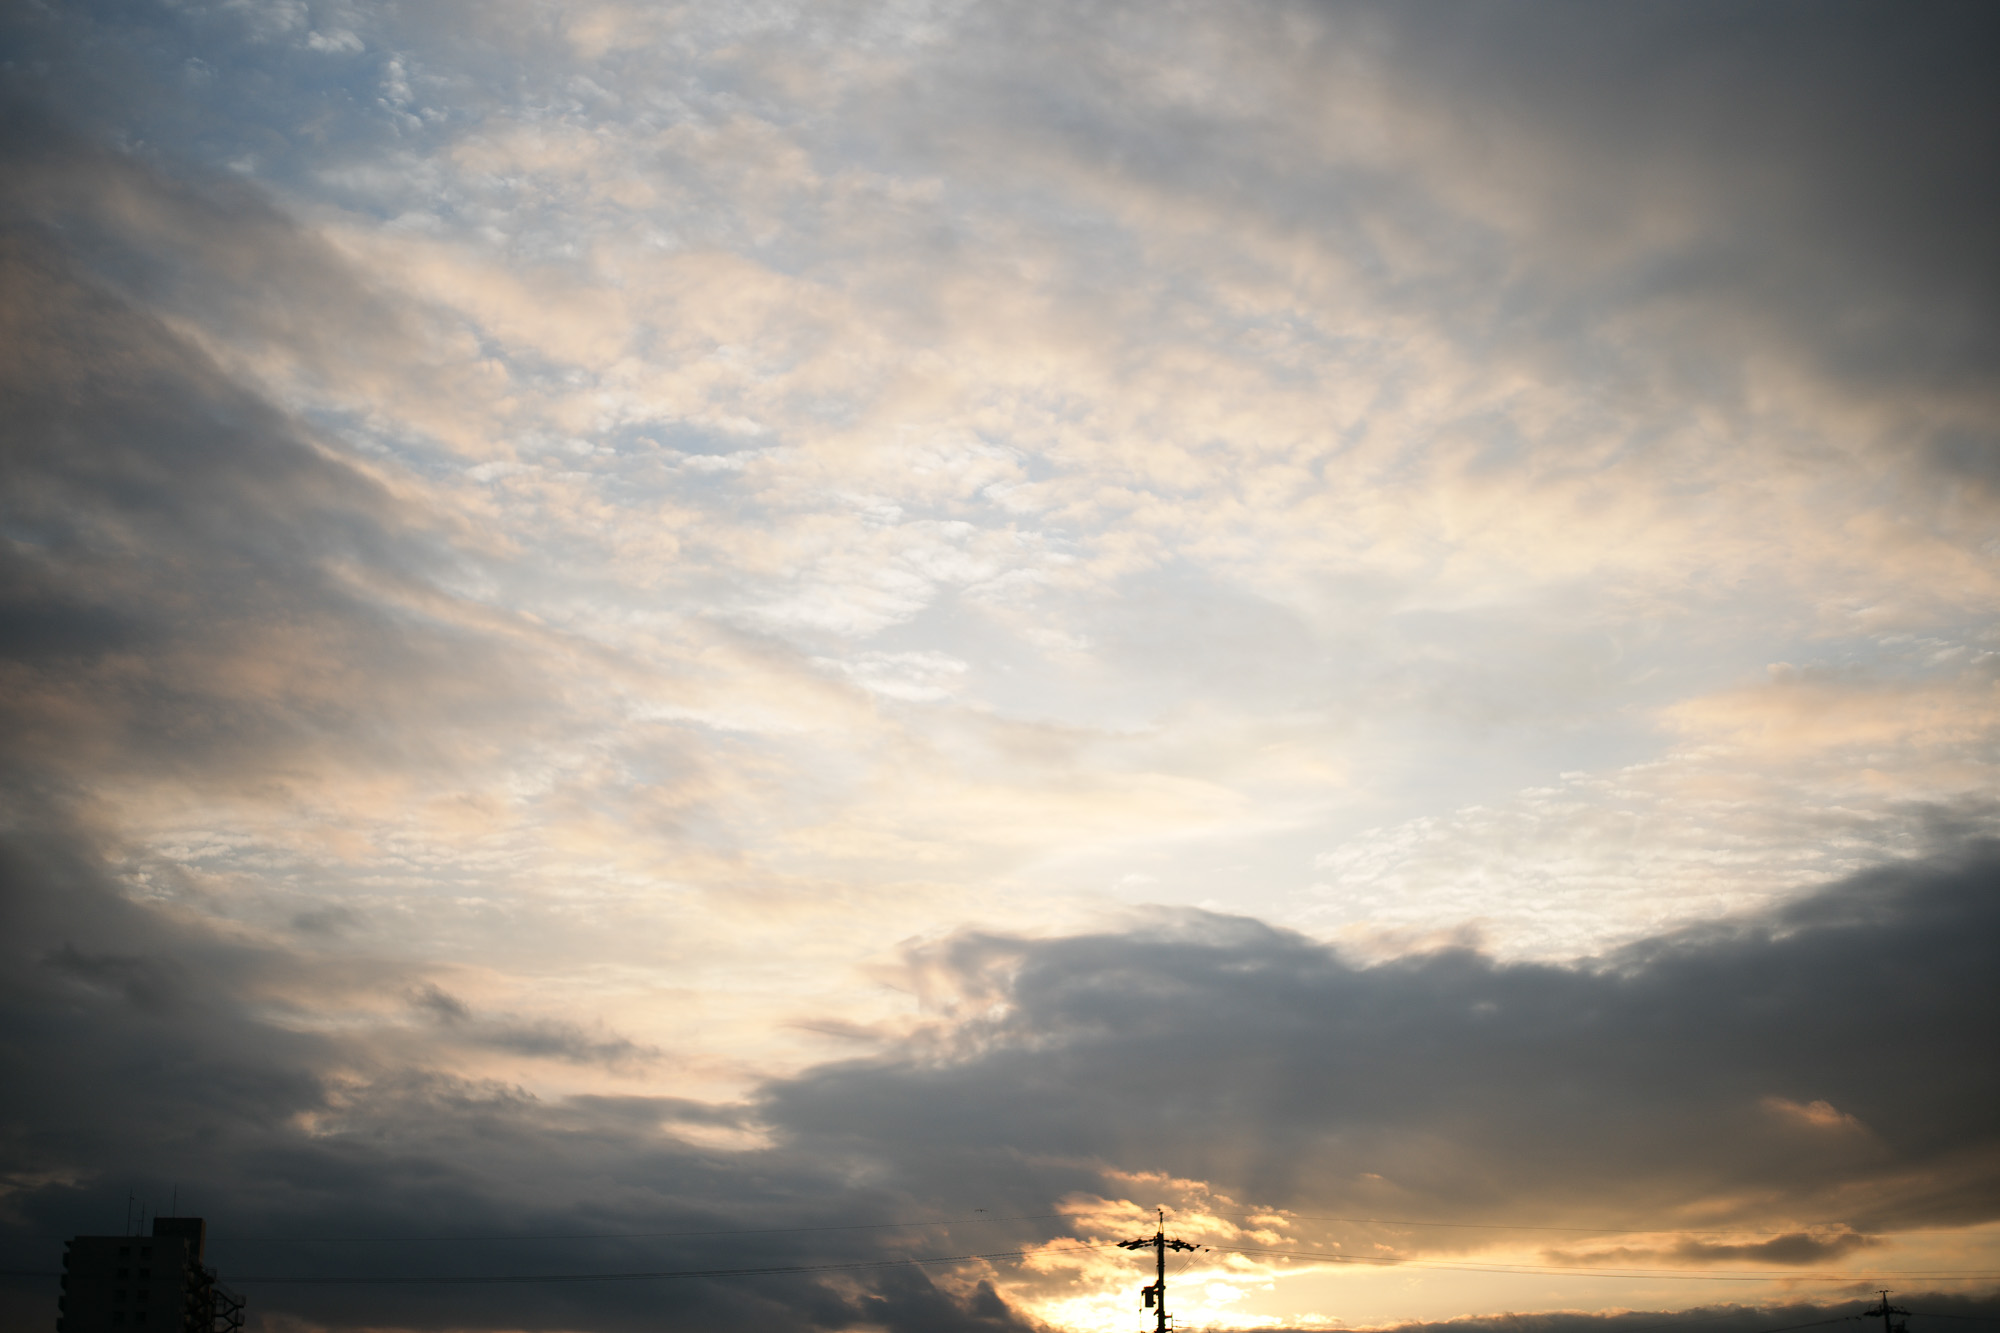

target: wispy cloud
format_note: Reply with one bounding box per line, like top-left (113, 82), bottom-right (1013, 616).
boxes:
top-left (3, 2), bottom-right (1998, 1329)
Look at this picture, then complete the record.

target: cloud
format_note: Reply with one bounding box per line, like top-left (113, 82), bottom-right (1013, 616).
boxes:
top-left (408, 983), bottom-right (661, 1069)
top-left (3, 6), bottom-right (2000, 1329)
top-left (0, 130), bottom-right (540, 801)
top-left (409, 981), bottom-right (474, 1023)
top-left (1761, 1097), bottom-right (1868, 1134)
top-left (1541, 1230), bottom-right (1882, 1270)
top-left (291, 904), bottom-right (364, 936)
top-left (6, 819), bottom-right (1992, 1330)
top-left (771, 846), bottom-right (2000, 1241)
top-left (1370, 2), bottom-right (2000, 412)
top-left (1353, 1301), bottom-right (2000, 1333)
top-left (0, 810), bottom-right (1053, 1331)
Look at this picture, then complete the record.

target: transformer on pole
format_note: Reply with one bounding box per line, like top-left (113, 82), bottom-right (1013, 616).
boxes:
top-left (1119, 1208), bottom-right (1200, 1333)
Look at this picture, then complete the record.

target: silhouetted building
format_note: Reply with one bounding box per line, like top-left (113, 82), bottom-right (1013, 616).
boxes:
top-left (57, 1217), bottom-right (243, 1333)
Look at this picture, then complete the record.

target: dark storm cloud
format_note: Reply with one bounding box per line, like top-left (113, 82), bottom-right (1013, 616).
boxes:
top-left (0, 100), bottom-right (426, 398)
top-left (1543, 1232), bottom-right (1882, 1268)
top-left (1356, 0), bottom-right (2000, 495)
top-left (0, 816), bottom-right (1048, 1333)
top-left (0, 109), bottom-right (534, 794)
top-left (1377, 1299), bottom-right (2000, 1333)
top-left (3, 828), bottom-right (1995, 1330)
top-left (3, 9), bottom-right (1999, 1332)
top-left (867, 0), bottom-right (1999, 484)
top-left (768, 843), bottom-right (2000, 1242)
top-left (1372, 0), bottom-right (2000, 389)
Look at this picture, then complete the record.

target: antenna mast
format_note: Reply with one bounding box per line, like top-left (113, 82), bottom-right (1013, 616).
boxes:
top-left (1118, 1207), bottom-right (1200, 1333)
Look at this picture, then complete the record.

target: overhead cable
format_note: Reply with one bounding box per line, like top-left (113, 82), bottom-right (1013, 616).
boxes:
top-left (1208, 1212), bottom-right (1868, 1237)
top-left (199, 1211), bottom-right (1073, 1245)
top-left (225, 1241), bottom-right (1115, 1286)
top-left (1205, 1245), bottom-right (2000, 1284)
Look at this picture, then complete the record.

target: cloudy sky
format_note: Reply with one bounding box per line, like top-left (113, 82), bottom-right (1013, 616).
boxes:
top-left (2, 2), bottom-right (1998, 1330)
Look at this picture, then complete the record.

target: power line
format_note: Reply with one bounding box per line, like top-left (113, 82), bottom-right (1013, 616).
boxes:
top-left (1704, 1304), bottom-right (1856, 1328)
top-left (1609, 1301), bottom-right (2000, 1333)
top-left (197, 1210), bottom-right (1072, 1245)
top-left (0, 1209), bottom-right (1911, 1247)
top-left (1907, 1317), bottom-right (2000, 1323)
top-left (1210, 1212), bottom-right (1644, 1233)
top-left (0, 1211), bottom-right (1075, 1247)
top-left (1610, 1309), bottom-right (1848, 1333)
top-left (1207, 1212), bottom-right (1867, 1238)
top-left (1206, 1245), bottom-right (2000, 1284)
top-left (224, 1242), bottom-right (1116, 1286)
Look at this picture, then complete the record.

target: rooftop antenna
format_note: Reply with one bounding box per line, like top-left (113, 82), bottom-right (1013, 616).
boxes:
top-left (1119, 1207), bottom-right (1200, 1333)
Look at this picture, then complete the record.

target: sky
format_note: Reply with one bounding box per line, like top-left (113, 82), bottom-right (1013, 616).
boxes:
top-left (1, 2), bottom-right (1998, 1331)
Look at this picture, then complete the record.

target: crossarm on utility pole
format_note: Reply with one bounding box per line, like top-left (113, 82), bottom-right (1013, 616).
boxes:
top-left (1120, 1208), bottom-right (1202, 1333)
top-left (1865, 1290), bottom-right (1910, 1333)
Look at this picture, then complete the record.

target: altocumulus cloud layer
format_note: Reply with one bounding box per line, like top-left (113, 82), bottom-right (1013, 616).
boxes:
top-left (2, 2), bottom-right (1999, 1330)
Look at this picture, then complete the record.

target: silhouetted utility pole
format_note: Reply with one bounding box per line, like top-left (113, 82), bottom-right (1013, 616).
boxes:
top-left (1119, 1208), bottom-right (1199, 1333)
top-left (1865, 1290), bottom-right (1910, 1333)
